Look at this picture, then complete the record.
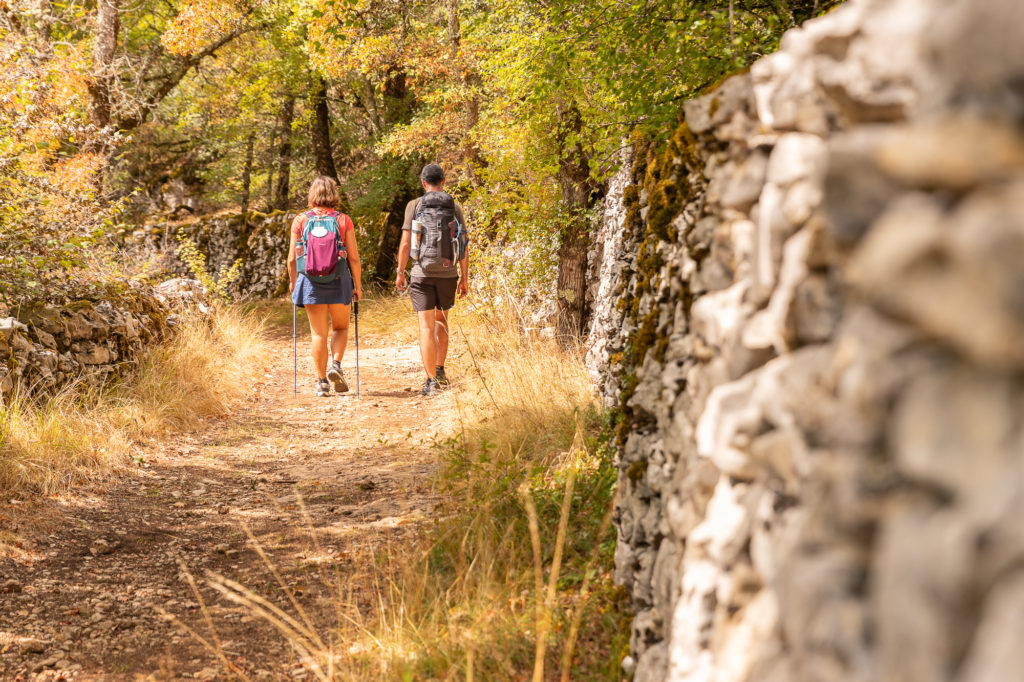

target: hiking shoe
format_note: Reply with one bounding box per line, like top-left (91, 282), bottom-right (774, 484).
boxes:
top-left (435, 366), bottom-right (450, 389)
top-left (327, 360), bottom-right (349, 393)
top-left (421, 378), bottom-right (440, 396)
top-left (315, 378), bottom-right (331, 397)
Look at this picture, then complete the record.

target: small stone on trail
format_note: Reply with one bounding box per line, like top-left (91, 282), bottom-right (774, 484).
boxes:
top-left (89, 539), bottom-right (116, 556)
top-left (196, 666), bottom-right (220, 681)
top-left (2, 579), bottom-right (22, 593)
top-left (20, 639), bottom-right (47, 655)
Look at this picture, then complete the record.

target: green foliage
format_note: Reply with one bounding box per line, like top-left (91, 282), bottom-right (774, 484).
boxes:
top-left (176, 235), bottom-right (242, 304)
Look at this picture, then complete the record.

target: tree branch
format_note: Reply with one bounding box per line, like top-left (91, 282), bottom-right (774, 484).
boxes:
top-left (115, 22), bottom-right (266, 132)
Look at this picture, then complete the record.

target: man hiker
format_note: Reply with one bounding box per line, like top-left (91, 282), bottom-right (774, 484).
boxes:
top-left (395, 163), bottom-right (469, 396)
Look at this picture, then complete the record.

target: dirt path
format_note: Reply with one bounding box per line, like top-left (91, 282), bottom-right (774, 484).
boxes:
top-left (0, 319), bottom-right (448, 680)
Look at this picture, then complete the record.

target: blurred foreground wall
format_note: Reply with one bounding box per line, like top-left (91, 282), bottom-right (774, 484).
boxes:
top-left (587, 0), bottom-right (1024, 679)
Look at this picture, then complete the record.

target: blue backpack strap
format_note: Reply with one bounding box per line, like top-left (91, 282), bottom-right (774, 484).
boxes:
top-left (300, 210), bottom-right (316, 243)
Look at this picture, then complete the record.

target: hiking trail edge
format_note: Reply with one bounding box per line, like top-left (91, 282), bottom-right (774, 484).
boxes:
top-left (0, 315), bottom-right (451, 680)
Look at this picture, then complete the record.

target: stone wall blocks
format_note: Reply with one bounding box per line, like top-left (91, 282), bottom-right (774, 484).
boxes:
top-left (891, 365), bottom-right (1021, 522)
top-left (821, 129), bottom-right (902, 246)
top-left (9, 330), bottom-right (33, 354)
top-left (632, 640), bottom-right (668, 682)
top-left (720, 150), bottom-right (769, 212)
top-left (588, 0), bottom-right (1024, 674)
top-left (690, 281), bottom-right (753, 353)
top-left (767, 133), bottom-right (828, 187)
top-left (790, 272), bottom-right (841, 345)
top-left (666, 556), bottom-right (720, 680)
top-left (748, 427), bottom-right (806, 497)
top-left (684, 95), bottom-right (716, 135)
top-left (689, 479), bottom-right (760, 566)
top-left (956, 572), bottom-right (1024, 682)
top-left (0, 317), bottom-right (28, 340)
top-left (23, 305), bottom-right (65, 336)
top-left (613, 531), bottom-right (636, 587)
top-left (633, 551), bottom-right (659, 609)
top-left (873, 506), bottom-right (978, 682)
top-left (33, 328), bottom-right (58, 350)
top-left (666, 495), bottom-right (701, 544)
top-left (873, 118), bottom-right (1024, 192)
top-left (781, 180), bottom-right (824, 228)
top-left (849, 182), bottom-right (1024, 370)
top-left (64, 312), bottom-right (93, 341)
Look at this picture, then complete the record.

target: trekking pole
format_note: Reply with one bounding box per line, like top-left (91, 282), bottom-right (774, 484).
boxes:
top-left (354, 299), bottom-right (360, 398)
top-left (292, 303), bottom-right (297, 397)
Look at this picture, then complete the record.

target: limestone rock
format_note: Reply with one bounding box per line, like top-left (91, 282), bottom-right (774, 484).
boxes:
top-left (588, 0), bottom-right (1024, 678)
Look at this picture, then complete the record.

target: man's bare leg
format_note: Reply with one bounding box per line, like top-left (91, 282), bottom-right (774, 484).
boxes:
top-left (417, 309), bottom-right (437, 379)
top-left (434, 308), bottom-right (450, 368)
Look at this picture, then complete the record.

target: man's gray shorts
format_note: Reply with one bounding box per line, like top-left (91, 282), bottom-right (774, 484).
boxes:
top-left (409, 276), bottom-right (458, 312)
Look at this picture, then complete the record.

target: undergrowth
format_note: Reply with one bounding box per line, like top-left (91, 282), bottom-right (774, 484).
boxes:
top-left (211, 294), bottom-right (629, 680)
top-left (0, 305), bottom-right (269, 494)
top-left (391, 303), bottom-right (629, 681)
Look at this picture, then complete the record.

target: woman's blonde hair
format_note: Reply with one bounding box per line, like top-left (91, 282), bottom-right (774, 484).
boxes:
top-left (308, 175), bottom-right (341, 209)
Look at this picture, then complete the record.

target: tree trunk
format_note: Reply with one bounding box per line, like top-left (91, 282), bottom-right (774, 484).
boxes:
top-left (370, 66), bottom-right (418, 286)
top-left (273, 96), bottom-right (296, 211)
top-left (445, 0), bottom-right (484, 174)
top-left (264, 117), bottom-right (277, 210)
top-left (372, 190), bottom-right (416, 286)
top-left (87, 0), bottom-right (119, 141)
top-left (357, 74), bottom-right (383, 137)
top-left (311, 78), bottom-right (338, 181)
top-left (554, 103), bottom-right (595, 343)
top-left (240, 131), bottom-right (255, 217)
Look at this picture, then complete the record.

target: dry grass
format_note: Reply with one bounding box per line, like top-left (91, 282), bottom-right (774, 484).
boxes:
top-left (357, 289), bottom-right (420, 344)
top-left (0, 305), bottom-right (270, 494)
top-left (209, 294), bottom-right (629, 680)
top-left (377, 304), bottom-right (628, 681)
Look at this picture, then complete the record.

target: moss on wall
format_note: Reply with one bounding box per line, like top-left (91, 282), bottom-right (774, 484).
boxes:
top-left (608, 118), bottom-right (709, 445)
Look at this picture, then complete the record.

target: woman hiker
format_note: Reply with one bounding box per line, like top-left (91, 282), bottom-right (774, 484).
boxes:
top-left (287, 175), bottom-right (363, 397)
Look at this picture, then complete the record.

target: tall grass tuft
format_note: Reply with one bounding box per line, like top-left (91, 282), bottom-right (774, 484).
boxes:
top-left (0, 305), bottom-right (269, 494)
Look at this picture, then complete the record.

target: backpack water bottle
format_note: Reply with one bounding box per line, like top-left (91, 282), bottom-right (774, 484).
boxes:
top-left (298, 211), bottom-right (346, 283)
top-left (410, 218), bottom-right (423, 261)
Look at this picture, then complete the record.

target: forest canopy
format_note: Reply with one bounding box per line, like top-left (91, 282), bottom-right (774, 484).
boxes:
top-left (0, 0), bottom-right (840, 316)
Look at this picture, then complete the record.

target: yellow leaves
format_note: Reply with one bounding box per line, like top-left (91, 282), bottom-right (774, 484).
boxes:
top-left (308, 23), bottom-right (402, 79)
top-left (162, 0), bottom-right (245, 56)
top-left (50, 153), bottom-right (103, 192)
top-left (377, 110), bottom-right (459, 157)
top-left (48, 47), bottom-right (91, 110)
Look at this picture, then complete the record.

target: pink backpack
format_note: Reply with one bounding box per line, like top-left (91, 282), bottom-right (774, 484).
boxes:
top-left (297, 211), bottom-right (347, 283)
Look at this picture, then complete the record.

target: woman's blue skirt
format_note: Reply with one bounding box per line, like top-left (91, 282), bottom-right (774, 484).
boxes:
top-left (292, 264), bottom-right (353, 308)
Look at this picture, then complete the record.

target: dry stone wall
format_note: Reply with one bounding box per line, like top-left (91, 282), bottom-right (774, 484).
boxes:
top-left (587, 0), bottom-right (1024, 680)
top-left (131, 211), bottom-right (292, 299)
top-left (0, 284), bottom-right (175, 399)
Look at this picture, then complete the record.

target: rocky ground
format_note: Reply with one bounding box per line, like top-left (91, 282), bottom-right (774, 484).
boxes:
top-left (0, 316), bottom-right (450, 680)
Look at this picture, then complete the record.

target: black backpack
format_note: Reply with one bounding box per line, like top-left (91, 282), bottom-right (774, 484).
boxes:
top-left (415, 191), bottom-right (466, 276)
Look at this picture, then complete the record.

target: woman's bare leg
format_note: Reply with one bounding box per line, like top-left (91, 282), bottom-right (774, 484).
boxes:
top-left (305, 304), bottom-right (330, 378)
top-left (328, 303), bottom-right (351, 362)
